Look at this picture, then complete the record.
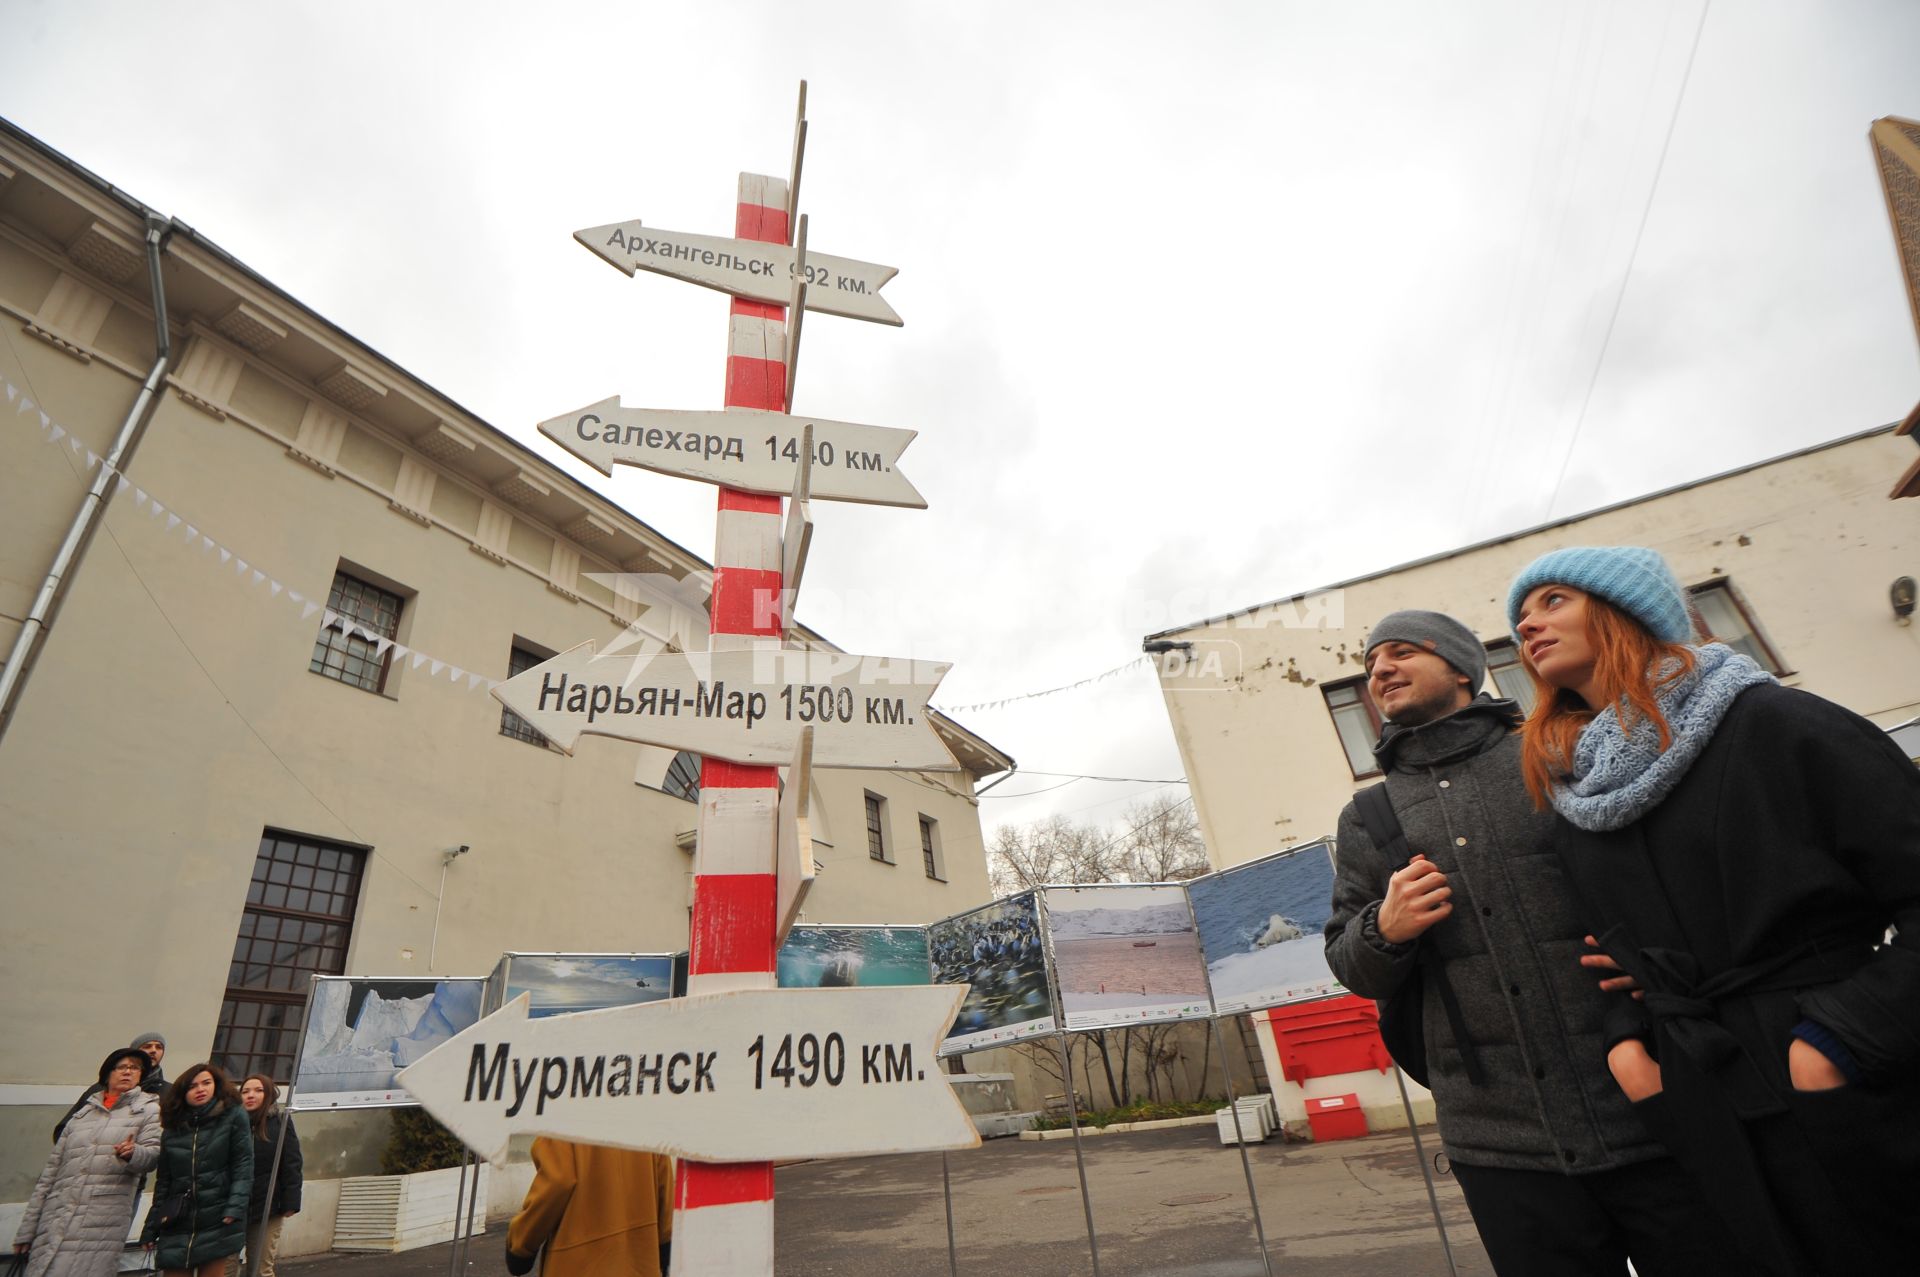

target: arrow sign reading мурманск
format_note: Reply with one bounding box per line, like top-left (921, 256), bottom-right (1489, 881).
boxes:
top-left (396, 988), bottom-right (979, 1164)
top-left (576, 219), bottom-right (901, 326)
top-left (490, 643), bottom-right (959, 771)
top-left (537, 400), bottom-right (925, 510)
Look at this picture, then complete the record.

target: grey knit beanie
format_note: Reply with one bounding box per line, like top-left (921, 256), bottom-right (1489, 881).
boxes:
top-left (1506, 546), bottom-right (1693, 643)
top-left (1363, 610), bottom-right (1486, 693)
top-left (130, 1032), bottom-right (166, 1051)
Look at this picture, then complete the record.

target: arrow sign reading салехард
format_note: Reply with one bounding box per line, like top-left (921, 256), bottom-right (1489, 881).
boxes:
top-left (576, 219), bottom-right (901, 326)
top-left (537, 400), bottom-right (925, 510)
top-left (491, 643), bottom-right (958, 771)
top-left (396, 987), bottom-right (979, 1164)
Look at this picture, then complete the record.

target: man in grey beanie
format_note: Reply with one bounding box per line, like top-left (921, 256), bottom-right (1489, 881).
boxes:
top-left (1324, 610), bottom-right (1728, 1276)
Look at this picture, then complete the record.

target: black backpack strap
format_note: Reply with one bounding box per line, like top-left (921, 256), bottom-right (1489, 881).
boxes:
top-left (1352, 781), bottom-right (1485, 1086)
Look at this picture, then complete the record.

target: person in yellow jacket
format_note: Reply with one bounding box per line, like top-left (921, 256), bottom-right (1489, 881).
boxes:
top-left (504, 1139), bottom-right (673, 1277)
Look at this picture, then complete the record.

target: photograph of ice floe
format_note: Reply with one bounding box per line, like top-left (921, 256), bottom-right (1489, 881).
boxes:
top-left (496, 953), bottom-right (678, 1018)
top-left (1188, 840), bottom-right (1342, 1014)
top-left (1042, 884), bottom-right (1212, 1031)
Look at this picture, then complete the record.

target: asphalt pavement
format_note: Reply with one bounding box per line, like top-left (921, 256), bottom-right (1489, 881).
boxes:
top-left (285, 1124), bottom-right (1490, 1276)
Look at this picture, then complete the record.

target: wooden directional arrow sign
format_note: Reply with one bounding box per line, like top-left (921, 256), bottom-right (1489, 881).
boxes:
top-left (576, 219), bottom-right (901, 326)
top-left (777, 728), bottom-right (816, 943)
top-left (397, 988), bottom-right (978, 1163)
top-left (538, 400), bottom-right (925, 510)
top-left (491, 644), bottom-right (959, 771)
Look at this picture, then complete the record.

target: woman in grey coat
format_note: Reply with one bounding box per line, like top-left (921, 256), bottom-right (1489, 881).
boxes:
top-left (13, 1049), bottom-right (163, 1276)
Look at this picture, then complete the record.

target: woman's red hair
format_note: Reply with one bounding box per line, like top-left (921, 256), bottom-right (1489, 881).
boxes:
top-left (1519, 592), bottom-right (1696, 809)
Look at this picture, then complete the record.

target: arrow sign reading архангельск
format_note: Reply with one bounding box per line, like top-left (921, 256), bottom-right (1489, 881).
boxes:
top-left (490, 643), bottom-right (957, 771)
top-left (396, 987), bottom-right (979, 1164)
top-left (537, 400), bottom-right (925, 510)
top-left (576, 219), bottom-right (901, 326)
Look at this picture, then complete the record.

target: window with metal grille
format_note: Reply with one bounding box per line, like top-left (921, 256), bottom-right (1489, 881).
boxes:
top-left (212, 832), bottom-right (365, 1085)
top-left (309, 571), bottom-right (403, 692)
top-left (1323, 678), bottom-right (1384, 779)
top-left (662, 751), bottom-right (701, 801)
top-left (1484, 641), bottom-right (1539, 715)
top-left (920, 816), bottom-right (942, 880)
top-left (500, 643), bottom-right (550, 745)
top-left (1689, 580), bottom-right (1787, 673)
top-left (865, 793), bottom-right (889, 862)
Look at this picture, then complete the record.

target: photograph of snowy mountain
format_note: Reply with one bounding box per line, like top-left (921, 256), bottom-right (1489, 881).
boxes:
top-left (1188, 841), bottom-right (1341, 1014)
top-left (292, 977), bottom-right (485, 1108)
top-left (1042, 884), bottom-right (1212, 1030)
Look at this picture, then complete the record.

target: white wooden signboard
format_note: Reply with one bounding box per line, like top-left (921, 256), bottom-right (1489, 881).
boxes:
top-left (576, 219), bottom-right (902, 326)
top-left (537, 399), bottom-right (924, 509)
top-left (491, 644), bottom-right (958, 771)
top-left (397, 988), bottom-right (979, 1163)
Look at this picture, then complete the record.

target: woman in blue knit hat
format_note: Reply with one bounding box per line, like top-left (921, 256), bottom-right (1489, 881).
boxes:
top-left (1505, 544), bottom-right (1920, 1276)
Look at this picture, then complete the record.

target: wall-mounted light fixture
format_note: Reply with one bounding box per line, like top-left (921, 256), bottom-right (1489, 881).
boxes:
top-left (1893, 576), bottom-right (1916, 624)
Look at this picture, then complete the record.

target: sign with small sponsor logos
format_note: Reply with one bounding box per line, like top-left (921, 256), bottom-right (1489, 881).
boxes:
top-left (537, 399), bottom-right (925, 509)
top-left (576, 219), bottom-right (902, 326)
top-left (397, 988), bottom-right (979, 1163)
top-left (491, 643), bottom-right (957, 771)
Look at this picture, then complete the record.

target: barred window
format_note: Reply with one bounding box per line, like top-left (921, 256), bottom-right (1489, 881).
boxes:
top-left (1322, 678), bottom-right (1384, 779)
top-left (1689, 581), bottom-right (1787, 673)
top-left (500, 643), bottom-right (550, 745)
top-left (212, 832), bottom-right (365, 1085)
top-left (865, 793), bottom-right (890, 862)
top-left (663, 751), bottom-right (702, 801)
top-left (310, 571), bottom-right (403, 692)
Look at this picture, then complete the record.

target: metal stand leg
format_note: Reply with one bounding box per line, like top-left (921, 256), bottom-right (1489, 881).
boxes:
top-left (253, 1111), bottom-right (292, 1277)
top-left (1393, 1065), bottom-right (1458, 1277)
top-left (446, 1153), bottom-right (471, 1277)
top-left (1052, 1033), bottom-right (1101, 1277)
top-left (1208, 1016), bottom-right (1274, 1277)
top-left (456, 1150), bottom-right (483, 1272)
top-left (941, 1150), bottom-right (958, 1277)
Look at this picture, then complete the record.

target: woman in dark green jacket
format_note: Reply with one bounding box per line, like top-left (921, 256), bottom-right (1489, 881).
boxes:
top-left (141, 1063), bottom-right (253, 1276)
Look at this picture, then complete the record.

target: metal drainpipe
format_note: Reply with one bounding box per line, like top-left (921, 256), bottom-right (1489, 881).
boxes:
top-left (0, 212), bottom-right (175, 744)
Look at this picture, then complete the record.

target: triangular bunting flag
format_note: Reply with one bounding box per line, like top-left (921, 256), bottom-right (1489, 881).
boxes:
top-left (468, 673), bottom-right (485, 690)
top-left (201, 536), bottom-right (216, 552)
top-left (235, 558), bottom-right (250, 575)
top-left (251, 570), bottom-right (266, 586)
top-left (372, 637), bottom-right (393, 656)
top-left (391, 644), bottom-right (410, 660)
top-left (429, 660), bottom-right (445, 676)
top-left (21, 395), bottom-right (36, 413)
top-left (302, 601), bottom-right (320, 620)
top-left (165, 514), bottom-right (181, 532)
top-left (183, 525), bottom-right (198, 541)
top-left (3, 383), bottom-right (14, 403)
top-left (85, 450), bottom-right (101, 470)
top-left (114, 476), bottom-right (130, 496)
top-left (287, 589), bottom-right (303, 605)
top-left (448, 666), bottom-right (464, 682)
top-left (48, 423), bottom-right (64, 442)
top-left (411, 653), bottom-right (428, 670)
top-left (218, 548), bottom-right (232, 564)
top-left (269, 581), bottom-right (282, 598)
top-left (321, 609), bottom-right (338, 630)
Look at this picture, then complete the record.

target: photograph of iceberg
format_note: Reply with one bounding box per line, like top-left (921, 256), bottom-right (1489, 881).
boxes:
top-left (291, 977), bottom-right (485, 1109)
top-left (928, 893), bottom-right (1055, 1056)
top-left (778, 926), bottom-right (932, 989)
top-left (1043, 884), bottom-right (1213, 1030)
top-left (1188, 841), bottom-right (1342, 1014)
top-left (498, 954), bottom-right (677, 1017)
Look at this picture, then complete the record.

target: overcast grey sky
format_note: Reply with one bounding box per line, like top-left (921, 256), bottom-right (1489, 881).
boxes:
top-left (5, 0), bottom-right (1917, 847)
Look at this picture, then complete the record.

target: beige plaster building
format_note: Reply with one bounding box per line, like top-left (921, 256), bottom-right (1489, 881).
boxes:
top-left (1146, 423), bottom-right (1920, 1126)
top-left (0, 122), bottom-right (1010, 1249)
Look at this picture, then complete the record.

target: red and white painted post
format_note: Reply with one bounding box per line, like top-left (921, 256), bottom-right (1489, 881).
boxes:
top-left (672, 171), bottom-right (791, 1273)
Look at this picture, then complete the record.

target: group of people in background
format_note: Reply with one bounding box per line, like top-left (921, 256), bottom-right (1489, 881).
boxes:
top-left (13, 1034), bottom-right (302, 1277)
top-left (1326, 545), bottom-right (1917, 1277)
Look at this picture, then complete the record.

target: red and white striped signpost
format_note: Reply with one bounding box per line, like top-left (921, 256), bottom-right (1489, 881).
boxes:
top-left (515, 86), bottom-right (957, 1275)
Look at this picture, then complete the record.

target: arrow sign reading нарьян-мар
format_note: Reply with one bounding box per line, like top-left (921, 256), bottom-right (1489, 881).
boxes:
top-left (490, 643), bottom-right (957, 771)
top-left (395, 987), bottom-right (979, 1163)
top-left (575, 219), bottom-right (901, 326)
top-left (537, 400), bottom-right (925, 510)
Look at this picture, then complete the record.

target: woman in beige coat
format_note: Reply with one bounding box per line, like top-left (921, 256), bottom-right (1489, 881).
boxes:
top-left (13, 1049), bottom-right (163, 1277)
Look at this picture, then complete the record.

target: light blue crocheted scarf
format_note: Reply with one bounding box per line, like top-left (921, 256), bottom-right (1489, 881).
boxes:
top-left (1550, 643), bottom-right (1775, 832)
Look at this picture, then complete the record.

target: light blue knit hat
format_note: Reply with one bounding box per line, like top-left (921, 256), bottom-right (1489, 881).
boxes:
top-left (1505, 546), bottom-right (1693, 643)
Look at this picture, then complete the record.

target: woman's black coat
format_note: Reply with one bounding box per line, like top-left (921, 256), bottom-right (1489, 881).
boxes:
top-left (1555, 682), bottom-right (1920, 1277)
top-left (246, 1110), bottom-right (303, 1225)
top-left (141, 1098), bottom-right (253, 1268)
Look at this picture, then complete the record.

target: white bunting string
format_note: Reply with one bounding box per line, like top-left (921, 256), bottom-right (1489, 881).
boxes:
top-left (933, 655), bottom-right (1151, 714)
top-left (5, 372), bottom-right (505, 698)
